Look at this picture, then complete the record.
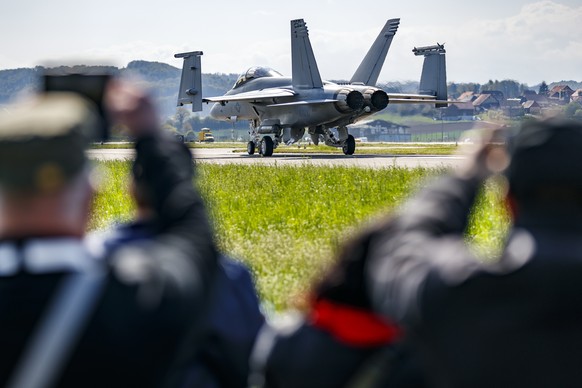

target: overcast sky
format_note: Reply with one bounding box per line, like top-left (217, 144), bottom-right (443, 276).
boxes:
top-left (2, 0), bottom-right (580, 86)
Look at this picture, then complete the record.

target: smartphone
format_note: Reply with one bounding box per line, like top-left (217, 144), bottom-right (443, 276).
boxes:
top-left (42, 71), bottom-right (112, 142)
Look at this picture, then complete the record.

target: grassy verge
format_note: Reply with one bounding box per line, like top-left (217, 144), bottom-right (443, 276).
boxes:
top-left (89, 161), bottom-right (135, 230)
top-left (91, 141), bottom-right (459, 155)
top-left (237, 143), bottom-right (459, 155)
top-left (90, 142), bottom-right (134, 149)
top-left (372, 113), bottom-right (437, 125)
top-left (89, 161), bottom-right (509, 310)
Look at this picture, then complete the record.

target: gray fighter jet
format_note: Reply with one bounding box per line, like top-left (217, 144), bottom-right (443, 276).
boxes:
top-left (176, 18), bottom-right (448, 156)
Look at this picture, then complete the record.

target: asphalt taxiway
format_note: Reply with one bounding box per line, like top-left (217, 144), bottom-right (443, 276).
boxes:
top-left (86, 148), bottom-right (465, 169)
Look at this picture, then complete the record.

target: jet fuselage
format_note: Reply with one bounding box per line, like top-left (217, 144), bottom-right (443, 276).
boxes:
top-left (209, 75), bottom-right (383, 130)
top-left (177, 18), bottom-right (447, 156)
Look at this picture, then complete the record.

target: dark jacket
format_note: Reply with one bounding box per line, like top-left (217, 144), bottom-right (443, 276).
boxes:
top-left (366, 174), bottom-right (582, 387)
top-left (0, 135), bottom-right (218, 388)
top-left (98, 220), bottom-right (264, 388)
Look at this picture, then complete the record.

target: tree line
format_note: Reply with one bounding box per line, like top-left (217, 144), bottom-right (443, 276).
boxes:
top-left (1, 61), bottom-right (580, 137)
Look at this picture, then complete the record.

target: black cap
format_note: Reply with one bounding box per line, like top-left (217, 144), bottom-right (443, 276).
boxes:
top-left (505, 118), bottom-right (582, 201)
top-left (0, 92), bottom-right (98, 192)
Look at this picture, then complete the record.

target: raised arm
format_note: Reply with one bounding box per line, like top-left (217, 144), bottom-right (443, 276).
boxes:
top-left (366, 134), bottom-right (509, 323)
top-left (105, 81), bottom-right (217, 306)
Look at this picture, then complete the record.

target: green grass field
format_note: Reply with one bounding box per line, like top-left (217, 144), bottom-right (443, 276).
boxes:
top-left (89, 161), bottom-right (509, 310)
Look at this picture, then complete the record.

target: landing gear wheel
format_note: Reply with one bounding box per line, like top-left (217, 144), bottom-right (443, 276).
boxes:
top-left (247, 141), bottom-right (255, 155)
top-left (342, 134), bottom-right (356, 155)
top-left (260, 136), bottom-right (274, 157)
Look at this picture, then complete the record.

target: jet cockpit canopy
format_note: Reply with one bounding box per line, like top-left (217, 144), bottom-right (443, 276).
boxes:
top-left (234, 67), bottom-right (283, 88)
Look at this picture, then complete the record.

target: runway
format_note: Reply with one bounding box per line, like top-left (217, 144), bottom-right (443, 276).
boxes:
top-left (86, 148), bottom-right (465, 169)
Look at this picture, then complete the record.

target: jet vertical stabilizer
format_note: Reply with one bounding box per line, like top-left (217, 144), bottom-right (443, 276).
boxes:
top-left (350, 18), bottom-right (400, 86)
top-left (175, 51), bottom-right (203, 112)
top-left (413, 44), bottom-right (447, 108)
top-left (291, 19), bottom-right (323, 90)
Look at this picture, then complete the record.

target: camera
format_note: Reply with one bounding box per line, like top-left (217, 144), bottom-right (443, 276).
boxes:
top-left (42, 70), bottom-right (113, 142)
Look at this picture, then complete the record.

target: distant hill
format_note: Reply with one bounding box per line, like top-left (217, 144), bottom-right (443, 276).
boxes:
top-left (1, 60), bottom-right (580, 120)
top-left (548, 80), bottom-right (582, 91)
top-left (0, 61), bottom-right (239, 119)
top-left (0, 67), bottom-right (39, 104)
top-left (123, 60), bottom-right (240, 117)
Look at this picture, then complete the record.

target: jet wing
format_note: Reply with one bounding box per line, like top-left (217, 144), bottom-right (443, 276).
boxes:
top-left (203, 88), bottom-right (296, 103)
top-left (388, 93), bottom-right (452, 104)
top-left (267, 99), bottom-right (337, 107)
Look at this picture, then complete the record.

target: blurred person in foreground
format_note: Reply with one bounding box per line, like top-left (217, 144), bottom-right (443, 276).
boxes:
top-left (91, 150), bottom-right (264, 388)
top-left (255, 118), bottom-right (582, 387)
top-left (0, 82), bottom-right (217, 387)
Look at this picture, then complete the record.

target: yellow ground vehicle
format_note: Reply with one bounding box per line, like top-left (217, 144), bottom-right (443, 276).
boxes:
top-left (198, 128), bottom-right (215, 142)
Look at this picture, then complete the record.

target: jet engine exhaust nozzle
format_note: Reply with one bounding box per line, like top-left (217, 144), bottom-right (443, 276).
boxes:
top-left (371, 90), bottom-right (389, 110)
top-left (335, 89), bottom-right (365, 113)
top-left (361, 89), bottom-right (389, 111)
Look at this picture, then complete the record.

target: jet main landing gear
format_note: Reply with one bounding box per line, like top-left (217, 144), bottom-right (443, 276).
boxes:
top-left (342, 134), bottom-right (356, 155)
top-left (247, 141), bottom-right (255, 155)
top-left (320, 125), bottom-right (357, 155)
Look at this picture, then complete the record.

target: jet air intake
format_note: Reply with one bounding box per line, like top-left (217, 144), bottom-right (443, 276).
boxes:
top-left (334, 89), bottom-right (364, 113)
top-left (362, 89), bottom-right (389, 111)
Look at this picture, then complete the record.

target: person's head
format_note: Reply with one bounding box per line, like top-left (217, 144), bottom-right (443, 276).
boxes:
top-left (0, 92), bottom-right (99, 238)
top-left (504, 118), bottom-right (582, 225)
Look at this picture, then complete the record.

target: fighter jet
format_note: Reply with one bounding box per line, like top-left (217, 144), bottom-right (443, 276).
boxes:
top-left (176, 18), bottom-right (448, 156)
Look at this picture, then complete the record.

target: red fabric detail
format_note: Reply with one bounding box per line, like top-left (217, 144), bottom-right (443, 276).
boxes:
top-left (310, 299), bottom-right (403, 347)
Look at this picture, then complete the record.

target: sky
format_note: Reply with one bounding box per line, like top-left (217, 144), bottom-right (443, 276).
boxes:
top-left (2, 0), bottom-right (581, 86)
